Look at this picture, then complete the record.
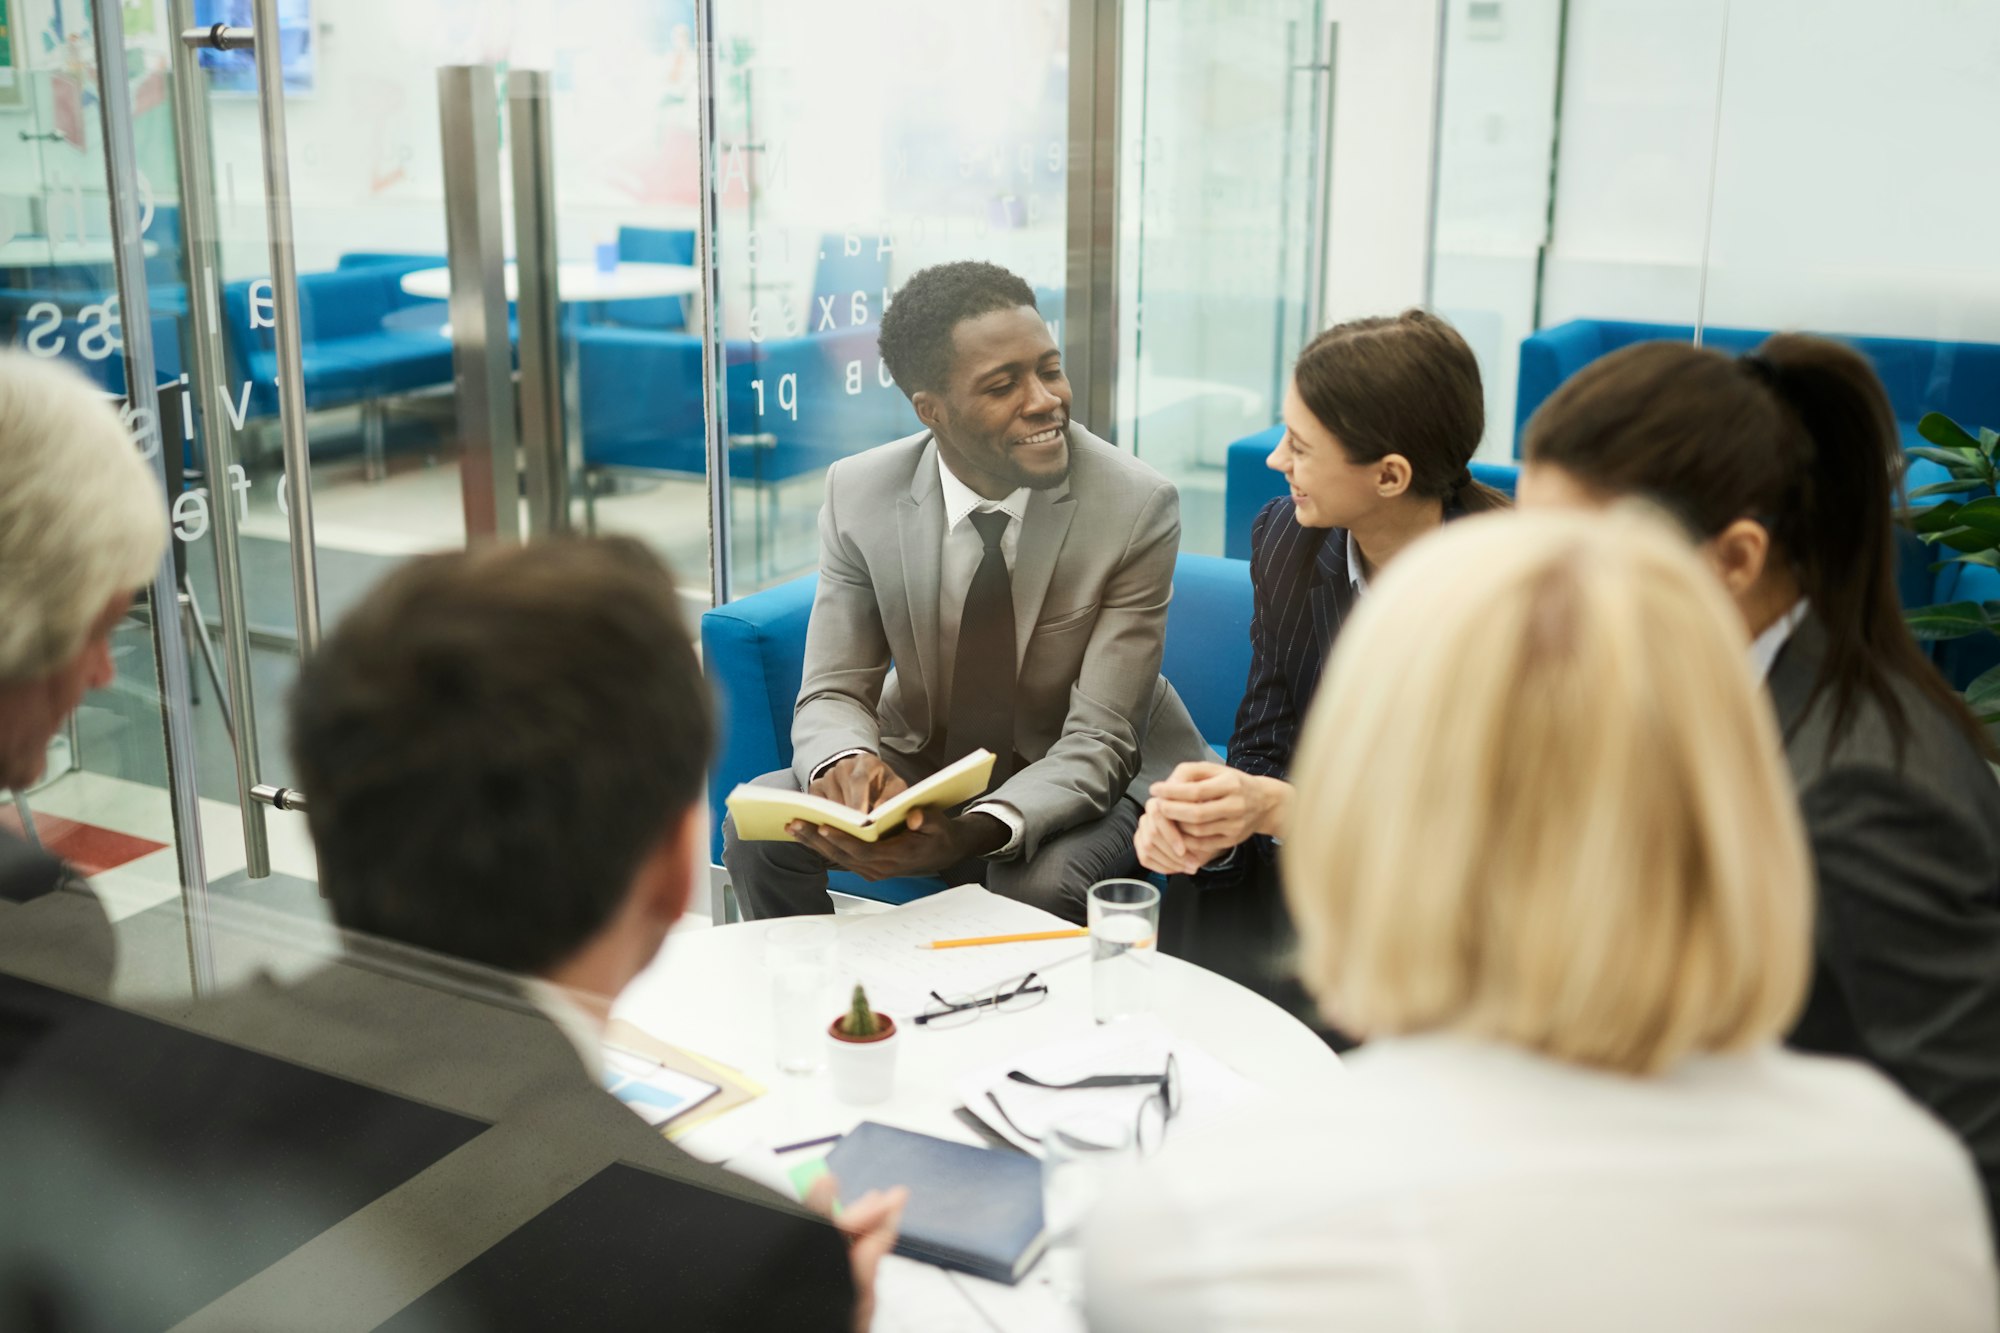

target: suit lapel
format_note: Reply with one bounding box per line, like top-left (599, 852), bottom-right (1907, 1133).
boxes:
top-left (1010, 475), bottom-right (1075, 673)
top-left (1766, 612), bottom-right (1829, 744)
top-left (1308, 528), bottom-right (1349, 669)
top-left (898, 436), bottom-right (946, 705)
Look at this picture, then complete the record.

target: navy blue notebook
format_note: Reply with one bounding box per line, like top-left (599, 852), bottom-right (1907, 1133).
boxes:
top-left (824, 1120), bottom-right (1048, 1284)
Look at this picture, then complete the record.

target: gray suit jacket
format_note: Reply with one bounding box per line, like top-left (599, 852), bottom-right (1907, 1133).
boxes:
top-left (1773, 615), bottom-right (2000, 1253)
top-left (0, 945), bottom-right (853, 1330)
top-left (792, 425), bottom-right (1205, 860)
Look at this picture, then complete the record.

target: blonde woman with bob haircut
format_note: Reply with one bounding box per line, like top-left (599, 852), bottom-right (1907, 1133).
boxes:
top-left (1085, 509), bottom-right (1997, 1333)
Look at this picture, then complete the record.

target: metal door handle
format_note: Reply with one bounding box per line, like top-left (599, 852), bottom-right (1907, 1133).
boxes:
top-left (167, 0), bottom-right (274, 876)
top-left (180, 24), bottom-right (254, 50)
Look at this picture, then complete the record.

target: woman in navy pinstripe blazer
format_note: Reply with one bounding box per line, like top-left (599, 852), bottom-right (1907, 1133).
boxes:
top-left (1143, 311), bottom-right (1508, 1012)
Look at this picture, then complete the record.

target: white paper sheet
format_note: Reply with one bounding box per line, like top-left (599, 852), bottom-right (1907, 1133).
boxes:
top-left (954, 1015), bottom-right (1257, 1155)
top-left (834, 885), bottom-right (1090, 1017)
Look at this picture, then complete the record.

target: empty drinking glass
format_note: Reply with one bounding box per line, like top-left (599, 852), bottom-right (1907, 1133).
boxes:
top-left (1088, 879), bottom-right (1160, 1024)
top-left (766, 919), bottom-right (836, 1074)
top-left (1040, 1110), bottom-right (1136, 1301)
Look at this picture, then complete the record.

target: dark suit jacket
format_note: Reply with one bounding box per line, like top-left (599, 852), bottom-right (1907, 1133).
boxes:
top-left (0, 952), bottom-right (853, 1330)
top-left (1227, 498), bottom-right (1363, 783)
top-left (1773, 616), bottom-right (2000, 1251)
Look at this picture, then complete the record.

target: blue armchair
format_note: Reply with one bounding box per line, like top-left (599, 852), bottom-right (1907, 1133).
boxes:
top-left (699, 551), bottom-right (1253, 915)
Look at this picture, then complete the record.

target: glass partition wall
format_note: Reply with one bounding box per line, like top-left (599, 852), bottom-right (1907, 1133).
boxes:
top-left (11, 0), bottom-right (1998, 979)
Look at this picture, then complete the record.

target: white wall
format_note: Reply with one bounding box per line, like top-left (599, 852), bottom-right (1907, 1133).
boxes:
top-left (1543, 0), bottom-right (2000, 340)
top-left (1430, 0), bottom-right (2000, 458)
top-left (1430, 0), bottom-right (1566, 456)
top-left (1696, 0), bottom-right (2000, 343)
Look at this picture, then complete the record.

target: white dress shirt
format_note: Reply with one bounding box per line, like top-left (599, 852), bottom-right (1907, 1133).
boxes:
top-left (1750, 597), bottom-right (1811, 681)
top-left (814, 455), bottom-right (1030, 856)
top-left (1085, 1034), bottom-right (1997, 1333)
top-left (521, 978), bottom-right (607, 1082)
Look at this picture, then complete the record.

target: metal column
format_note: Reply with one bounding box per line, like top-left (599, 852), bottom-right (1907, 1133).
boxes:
top-left (93, 0), bottom-right (215, 991)
top-left (168, 0), bottom-right (272, 878)
top-left (249, 0), bottom-right (324, 651)
top-left (1300, 20), bottom-right (1339, 342)
top-left (509, 70), bottom-right (568, 539)
top-left (694, 0), bottom-right (733, 605)
top-left (1065, 0), bottom-right (1122, 439)
top-left (439, 66), bottom-right (521, 544)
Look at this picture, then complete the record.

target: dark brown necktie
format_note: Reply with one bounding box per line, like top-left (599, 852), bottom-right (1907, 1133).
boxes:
top-left (946, 509), bottom-right (1016, 782)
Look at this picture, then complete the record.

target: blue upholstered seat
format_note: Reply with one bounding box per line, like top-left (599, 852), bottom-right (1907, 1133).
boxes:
top-left (573, 323), bottom-right (918, 482)
top-left (700, 553), bottom-right (1254, 906)
top-left (219, 262), bottom-right (453, 421)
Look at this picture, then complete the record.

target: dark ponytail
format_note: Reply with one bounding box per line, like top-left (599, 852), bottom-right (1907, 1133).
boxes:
top-left (1293, 309), bottom-right (1509, 516)
top-left (1523, 333), bottom-right (1989, 760)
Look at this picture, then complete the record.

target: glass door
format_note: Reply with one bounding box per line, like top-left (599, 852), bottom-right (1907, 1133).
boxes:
top-left (0, 0), bottom-right (217, 984)
top-left (1118, 0), bottom-right (1329, 555)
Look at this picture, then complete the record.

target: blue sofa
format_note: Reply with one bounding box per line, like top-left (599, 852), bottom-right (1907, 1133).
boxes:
top-left (220, 263), bottom-right (453, 421)
top-left (1219, 417), bottom-right (1980, 686)
top-left (575, 322), bottom-right (914, 478)
top-left (1515, 320), bottom-right (2000, 462)
top-left (700, 552), bottom-right (1252, 906)
top-left (1223, 425), bottom-right (1519, 561)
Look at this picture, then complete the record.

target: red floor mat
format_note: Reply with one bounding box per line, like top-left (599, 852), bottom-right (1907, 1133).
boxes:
top-left (0, 807), bottom-right (168, 875)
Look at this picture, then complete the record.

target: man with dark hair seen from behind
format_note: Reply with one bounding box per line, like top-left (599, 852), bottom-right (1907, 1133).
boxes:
top-left (724, 261), bottom-right (1207, 920)
top-left (1, 538), bottom-right (899, 1331)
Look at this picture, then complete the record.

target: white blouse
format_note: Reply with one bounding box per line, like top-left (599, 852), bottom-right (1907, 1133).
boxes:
top-left (1085, 1035), bottom-right (1997, 1332)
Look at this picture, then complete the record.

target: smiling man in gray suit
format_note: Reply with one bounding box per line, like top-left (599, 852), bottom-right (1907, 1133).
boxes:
top-left (723, 261), bottom-right (1203, 921)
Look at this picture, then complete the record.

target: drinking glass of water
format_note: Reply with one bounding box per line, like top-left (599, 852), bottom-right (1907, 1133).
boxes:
top-left (1087, 879), bottom-right (1160, 1024)
top-left (1040, 1111), bottom-right (1136, 1301)
top-left (766, 919), bottom-right (836, 1074)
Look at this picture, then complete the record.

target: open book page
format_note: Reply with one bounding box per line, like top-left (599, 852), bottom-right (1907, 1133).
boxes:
top-left (725, 749), bottom-right (996, 843)
top-left (834, 885), bottom-right (1089, 1016)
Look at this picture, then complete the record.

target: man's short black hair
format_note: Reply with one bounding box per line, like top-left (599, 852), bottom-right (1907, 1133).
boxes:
top-left (877, 260), bottom-right (1039, 398)
top-left (289, 536), bottom-right (712, 975)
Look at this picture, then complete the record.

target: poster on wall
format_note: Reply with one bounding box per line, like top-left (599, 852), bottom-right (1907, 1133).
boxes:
top-left (0, 0), bottom-right (22, 110)
top-left (192, 0), bottom-right (313, 95)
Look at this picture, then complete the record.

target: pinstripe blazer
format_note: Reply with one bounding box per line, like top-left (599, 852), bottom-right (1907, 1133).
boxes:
top-left (1228, 498), bottom-right (1362, 781)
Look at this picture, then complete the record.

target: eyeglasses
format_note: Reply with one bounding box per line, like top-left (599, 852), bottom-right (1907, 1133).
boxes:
top-left (915, 971), bottom-right (1050, 1028)
top-left (996, 1053), bottom-right (1182, 1155)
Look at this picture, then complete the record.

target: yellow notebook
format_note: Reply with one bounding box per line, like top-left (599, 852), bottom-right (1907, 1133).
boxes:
top-left (726, 749), bottom-right (996, 843)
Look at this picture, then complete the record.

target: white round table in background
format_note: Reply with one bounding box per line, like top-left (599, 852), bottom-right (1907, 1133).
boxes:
top-left (397, 260), bottom-right (699, 304)
top-left (613, 917), bottom-right (1344, 1331)
top-left (0, 237), bottom-right (159, 267)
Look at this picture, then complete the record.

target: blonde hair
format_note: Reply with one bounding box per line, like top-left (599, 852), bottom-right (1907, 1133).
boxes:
top-left (0, 352), bottom-right (167, 683)
top-left (1282, 507), bottom-right (1811, 1075)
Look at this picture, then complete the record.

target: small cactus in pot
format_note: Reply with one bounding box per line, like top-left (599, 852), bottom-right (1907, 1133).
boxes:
top-left (830, 984), bottom-right (895, 1042)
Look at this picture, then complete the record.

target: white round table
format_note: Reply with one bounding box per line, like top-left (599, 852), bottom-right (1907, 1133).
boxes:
top-left (0, 237), bottom-right (158, 267)
top-left (610, 917), bottom-right (1344, 1330)
top-left (397, 260), bottom-right (699, 303)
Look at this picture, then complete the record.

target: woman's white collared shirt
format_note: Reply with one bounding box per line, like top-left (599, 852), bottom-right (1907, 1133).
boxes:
top-left (1084, 1034), bottom-right (1997, 1332)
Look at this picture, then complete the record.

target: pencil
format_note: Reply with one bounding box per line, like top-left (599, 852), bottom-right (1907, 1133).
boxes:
top-left (923, 928), bottom-right (1090, 949)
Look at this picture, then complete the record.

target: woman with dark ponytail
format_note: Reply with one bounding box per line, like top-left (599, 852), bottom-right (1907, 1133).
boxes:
top-left (1140, 309), bottom-right (1507, 1018)
top-left (1520, 332), bottom-right (2000, 1255)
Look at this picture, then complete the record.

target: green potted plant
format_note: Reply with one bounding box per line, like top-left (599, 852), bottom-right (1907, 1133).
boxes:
top-left (826, 983), bottom-right (899, 1104)
top-left (1902, 411), bottom-right (2000, 723)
